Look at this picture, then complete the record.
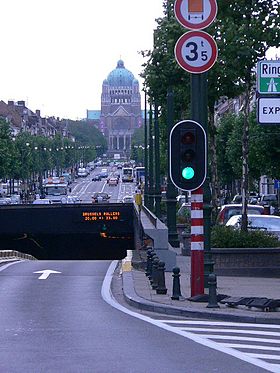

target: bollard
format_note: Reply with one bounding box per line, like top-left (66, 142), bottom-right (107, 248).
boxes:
top-left (151, 257), bottom-right (160, 290)
top-left (207, 273), bottom-right (220, 308)
top-left (171, 267), bottom-right (182, 300)
top-left (156, 261), bottom-right (167, 295)
top-left (148, 252), bottom-right (156, 282)
top-left (145, 248), bottom-right (153, 277)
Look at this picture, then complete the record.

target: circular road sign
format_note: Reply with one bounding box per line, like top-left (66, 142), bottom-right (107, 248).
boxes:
top-left (174, 0), bottom-right (218, 30)
top-left (174, 30), bottom-right (218, 74)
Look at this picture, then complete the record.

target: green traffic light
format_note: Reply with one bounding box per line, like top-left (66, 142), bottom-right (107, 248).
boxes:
top-left (182, 167), bottom-right (194, 180)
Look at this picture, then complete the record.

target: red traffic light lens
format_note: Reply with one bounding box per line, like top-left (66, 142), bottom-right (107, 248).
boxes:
top-left (181, 131), bottom-right (195, 145)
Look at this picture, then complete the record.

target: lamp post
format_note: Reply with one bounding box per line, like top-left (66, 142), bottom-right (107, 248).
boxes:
top-left (148, 102), bottom-right (154, 211)
top-left (144, 90), bottom-right (149, 208)
top-left (166, 0), bottom-right (179, 247)
top-left (154, 101), bottom-right (161, 218)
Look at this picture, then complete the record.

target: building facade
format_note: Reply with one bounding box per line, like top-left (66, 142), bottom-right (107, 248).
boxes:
top-left (88, 60), bottom-right (142, 157)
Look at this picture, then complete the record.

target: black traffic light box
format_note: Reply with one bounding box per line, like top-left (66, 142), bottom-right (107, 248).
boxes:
top-left (169, 120), bottom-right (207, 192)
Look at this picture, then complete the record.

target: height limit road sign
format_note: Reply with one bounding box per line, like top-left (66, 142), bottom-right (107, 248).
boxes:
top-left (174, 0), bottom-right (218, 30)
top-left (175, 30), bottom-right (218, 74)
top-left (257, 60), bottom-right (280, 94)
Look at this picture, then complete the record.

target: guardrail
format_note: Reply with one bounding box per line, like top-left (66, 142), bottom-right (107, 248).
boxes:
top-left (142, 205), bottom-right (157, 227)
top-left (0, 250), bottom-right (36, 260)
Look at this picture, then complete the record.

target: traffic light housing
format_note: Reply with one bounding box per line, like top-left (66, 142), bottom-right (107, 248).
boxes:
top-left (169, 120), bottom-right (207, 191)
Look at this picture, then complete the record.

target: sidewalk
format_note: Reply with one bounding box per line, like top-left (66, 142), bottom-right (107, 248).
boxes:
top-left (121, 248), bottom-right (280, 324)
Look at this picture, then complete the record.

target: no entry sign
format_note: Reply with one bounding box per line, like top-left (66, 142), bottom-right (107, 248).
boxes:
top-left (174, 30), bottom-right (218, 73)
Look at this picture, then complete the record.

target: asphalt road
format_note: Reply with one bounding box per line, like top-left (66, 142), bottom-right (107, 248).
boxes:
top-left (70, 167), bottom-right (135, 203)
top-left (0, 172), bottom-right (274, 372)
top-left (0, 260), bottom-right (271, 373)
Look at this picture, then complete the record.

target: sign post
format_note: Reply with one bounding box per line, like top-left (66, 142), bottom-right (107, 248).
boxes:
top-left (173, 0), bottom-right (218, 296)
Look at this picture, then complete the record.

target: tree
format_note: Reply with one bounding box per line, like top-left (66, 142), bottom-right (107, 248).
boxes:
top-left (0, 119), bottom-right (14, 180)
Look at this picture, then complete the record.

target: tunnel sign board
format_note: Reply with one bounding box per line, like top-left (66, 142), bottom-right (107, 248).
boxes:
top-left (174, 0), bottom-right (218, 30)
top-left (257, 60), bottom-right (280, 94)
top-left (257, 97), bottom-right (280, 124)
top-left (174, 30), bottom-right (218, 74)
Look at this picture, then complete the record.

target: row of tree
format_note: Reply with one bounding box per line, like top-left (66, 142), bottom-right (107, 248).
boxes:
top-left (0, 118), bottom-right (107, 188)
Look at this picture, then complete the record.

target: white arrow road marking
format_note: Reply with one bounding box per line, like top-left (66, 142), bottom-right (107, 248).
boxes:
top-left (33, 270), bottom-right (61, 280)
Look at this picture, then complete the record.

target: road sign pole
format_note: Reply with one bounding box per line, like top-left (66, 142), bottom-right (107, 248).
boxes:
top-left (191, 187), bottom-right (204, 296)
top-left (190, 73), bottom-right (213, 295)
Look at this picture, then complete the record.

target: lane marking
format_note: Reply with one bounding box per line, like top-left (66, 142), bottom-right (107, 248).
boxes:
top-left (34, 269), bottom-right (61, 280)
top-left (180, 327), bottom-right (280, 337)
top-left (157, 320), bottom-right (280, 329)
top-left (0, 261), bottom-right (23, 272)
top-left (101, 261), bottom-right (280, 373)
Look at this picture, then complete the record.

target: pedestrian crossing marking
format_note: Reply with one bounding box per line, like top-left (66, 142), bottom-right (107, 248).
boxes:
top-left (180, 327), bottom-right (280, 337)
top-left (155, 319), bottom-right (280, 373)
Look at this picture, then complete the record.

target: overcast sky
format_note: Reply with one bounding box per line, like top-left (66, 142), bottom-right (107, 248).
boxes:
top-left (1, 1), bottom-right (279, 121)
top-left (0, 0), bottom-right (164, 120)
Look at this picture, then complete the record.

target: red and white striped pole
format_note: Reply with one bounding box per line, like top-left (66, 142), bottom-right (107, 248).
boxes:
top-left (191, 187), bottom-right (204, 296)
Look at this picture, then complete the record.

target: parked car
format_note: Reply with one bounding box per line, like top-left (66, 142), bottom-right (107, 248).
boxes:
top-left (226, 214), bottom-right (280, 239)
top-left (92, 192), bottom-right (111, 203)
top-left (258, 194), bottom-right (277, 207)
top-left (177, 203), bottom-right (191, 224)
top-left (92, 174), bottom-right (102, 181)
top-left (231, 194), bottom-right (242, 204)
top-left (216, 204), bottom-right (264, 225)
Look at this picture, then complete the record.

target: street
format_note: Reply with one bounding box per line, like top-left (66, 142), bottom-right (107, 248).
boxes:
top-left (0, 259), bottom-right (275, 373)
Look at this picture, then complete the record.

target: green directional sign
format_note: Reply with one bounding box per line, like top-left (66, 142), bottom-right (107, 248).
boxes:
top-left (257, 61), bottom-right (280, 94)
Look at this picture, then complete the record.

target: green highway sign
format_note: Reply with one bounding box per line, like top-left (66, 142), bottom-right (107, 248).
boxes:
top-left (257, 60), bottom-right (280, 94)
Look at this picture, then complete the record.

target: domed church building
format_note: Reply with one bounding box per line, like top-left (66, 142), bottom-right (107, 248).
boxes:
top-left (98, 60), bottom-right (142, 157)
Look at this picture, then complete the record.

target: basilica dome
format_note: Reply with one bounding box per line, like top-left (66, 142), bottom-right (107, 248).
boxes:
top-left (107, 60), bottom-right (137, 87)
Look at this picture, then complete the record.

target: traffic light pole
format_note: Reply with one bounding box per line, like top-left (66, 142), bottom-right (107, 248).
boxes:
top-left (191, 73), bottom-right (214, 291)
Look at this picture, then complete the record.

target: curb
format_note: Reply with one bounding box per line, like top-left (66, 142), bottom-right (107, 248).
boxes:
top-left (121, 270), bottom-right (280, 325)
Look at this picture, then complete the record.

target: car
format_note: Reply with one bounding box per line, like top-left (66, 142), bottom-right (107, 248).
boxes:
top-left (177, 203), bottom-right (191, 224)
top-left (231, 194), bottom-right (242, 204)
top-left (176, 194), bottom-right (187, 206)
top-left (32, 199), bottom-right (53, 205)
top-left (66, 196), bottom-right (81, 204)
top-left (122, 195), bottom-right (134, 203)
top-left (108, 177), bottom-right (118, 186)
top-left (226, 214), bottom-right (280, 239)
top-left (0, 197), bottom-right (12, 205)
top-left (258, 194), bottom-right (277, 207)
top-left (92, 174), bottom-right (102, 181)
top-left (92, 192), bottom-right (111, 203)
top-left (216, 204), bottom-right (264, 225)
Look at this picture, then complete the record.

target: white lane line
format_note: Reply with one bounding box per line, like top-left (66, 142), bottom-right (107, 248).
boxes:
top-left (180, 327), bottom-right (280, 337)
top-left (246, 354), bottom-right (280, 360)
top-left (222, 344), bottom-right (280, 351)
top-left (159, 320), bottom-right (280, 329)
top-left (0, 261), bottom-right (23, 272)
top-left (101, 262), bottom-right (280, 373)
top-left (198, 335), bottom-right (280, 344)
